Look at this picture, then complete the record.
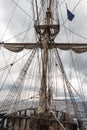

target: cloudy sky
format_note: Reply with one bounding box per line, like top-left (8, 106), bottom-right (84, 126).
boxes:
top-left (0, 0), bottom-right (87, 104)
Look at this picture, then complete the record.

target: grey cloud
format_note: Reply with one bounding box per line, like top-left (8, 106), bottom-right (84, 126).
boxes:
top-left (0, 0), bottom-right (87, 101)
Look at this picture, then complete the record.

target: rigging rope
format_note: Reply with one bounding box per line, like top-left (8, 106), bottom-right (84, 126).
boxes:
top-left (0, 49), bottom-right (36, 113)
top-left (70, 52), bottom-right (85, 99)
top-left (65, 26), bottom-right (87, 41)
top-left (2, 25), bottom-right (33, 42)
top-left (11, 0), bottom-right (34, 21)
top-left (73, 0), bottom-right (82, 11)
top-left (55, 48), bottom-right (82, 126)
top-left (0, 0), bottom-right (19, 42)
top-left (0, 49), bottom-right (32, 93)
top-left (0, 50), bottom-right (31, 73)
top-left (35, 0), bottom-right (39, 25)
top-left (0, 48), bottom-right (15, 91)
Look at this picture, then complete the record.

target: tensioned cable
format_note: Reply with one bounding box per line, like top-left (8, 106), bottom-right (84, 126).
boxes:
top-left (32, 54), bottom-right (39, 107)
top-left (0, 50), bottom-right (31, 92)
top-left (58, 0), bottom-right (87, 97)
top-left (59, 1), bottom-right (86, 101)
top-left (0, 95), bottom-right (39, 109)
top-left (25, 51), bottom-right (37, 103)
top-left (11, 0), bottom-right (34, 21)
top-left (21, 19), bottom-right (33, 42)
top-left (59, 0), bottom-right (65, 6)
top-left (0, 49), bottom-right (36, 111)
top-left (59, 6), bottom-right (69, 42)
top-left (70, 52), bottom-right (84, 98)
top-left (65, 1), bottom-right (86, 100)
top-left (16, 15), bottom-right (29, 42)
top-left (0, 0), bottom-right (20, 42)
top-left (0, 50), bottom-right (31, 72)
top-left (53, 48), bottom-right (68, 111)
top-left (39, 0), bottom-right (45, 17)
top-left (55, 49), bottom-right (87, 102)
top-left (0, 48), bottom-right (14, 88)
top-left (1, 25), bottom-right (34, 42)
top-left (0, 64), bottom-right (13, 72)
top-left (31, 0), bottom-right (35, 22)
top-left (55, 0), bottom-right (83, 34)
top-left (35, 0), bottom-right (39, 25)
top-left (72, 0), bottom-right (82, 11)
top-left (65, 26), bottom-right (87, 41)
top-left (0, 67), bottom-right (12, 91)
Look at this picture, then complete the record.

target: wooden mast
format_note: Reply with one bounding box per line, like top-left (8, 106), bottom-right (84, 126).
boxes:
top-left (39, 7), bottom-right (51, 113)
top-left (37, 0), bottom-right (60, 113)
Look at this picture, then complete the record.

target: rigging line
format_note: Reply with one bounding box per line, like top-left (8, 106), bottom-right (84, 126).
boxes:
top-left (0, 48), bottom-right (14, 85)
top-left (35, 0), bottom-right (39, 25)
top-left (11, 0), bottom-right (34, 21)
top-left (72, 0), bottom-right (82, 12)
top-left (0, 0), bottom-right (19, 42)
top-left (59, 0), bottom-right (65, 6)
top-left (70, 51), bottom-right (84, 97)
top-left (37, 48), bottom-right (41, 76)
top-left (51, 111), bottom-right (67, 130)
top-left (49, 0), bottom-right (52, 9)
top-left (0, 51), bottom-right (30, 91)
top-left (0, 95), bottom-right (39, 109)
top-left (0, 52), bottom-right (19, 92)
top-left (65, 26), bottom-right (87, 41)
top-left (26, 0), bottom-right (32, 4)
top-left (55, 0), bottom-right (59, 22)
top-left (31, 0), bottom-right (35, 22)
top-left (73, 53), bottom-right (85, 99)
top-left (0, 64), bottom-right (13, 72)
top-left (0, 67), bottom-right (12, 92)
top-left (0, 50), bottom-right (31, 73)
top-left (0, 49), bottom-right (37, 111)
top-left (26, 52), bottom-right (37, 101)
top-left (81, 74), bottom-right (87, 88)
top-left (55, 50), bottom-right (86, 103)
top-left (55, 49), bottom-right (81, 121)
top-left (59, 6), bottom-right (69, 42)
top-left (21, 20), bottom-right (32, 42)
top-left (16, 16), bottom-right (28, 41)
top-left (64, 81), bottom-right (69, 112)
top-left (39, 0), bottom-right (45, 16)
top-left (2, 25), bottom-right (33, 42)
top-left (32, 56), bottom-right (39, 107)
top-left (54, 0), bottom-right (81, 32)
top-left (69, 82), bottom-right (87, 108)
top-left (12, 51), bottom-right (31, 65)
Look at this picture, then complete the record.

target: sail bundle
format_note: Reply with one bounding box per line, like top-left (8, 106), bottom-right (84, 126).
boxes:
top-left (1, 43), bottom-right (87, 53)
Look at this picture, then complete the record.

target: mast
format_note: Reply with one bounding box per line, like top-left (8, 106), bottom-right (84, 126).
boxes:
top-left (34, 0), bottom-right (60, 113)
top-left (39, 6), bottom-right (51, 112)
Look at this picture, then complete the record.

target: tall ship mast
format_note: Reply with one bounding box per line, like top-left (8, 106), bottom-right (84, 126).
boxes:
top-left (0, 0), bottom-right (87, 130)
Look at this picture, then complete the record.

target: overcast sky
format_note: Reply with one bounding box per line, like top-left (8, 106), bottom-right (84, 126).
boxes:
top-left (0, 0), bottom-right (87, 102)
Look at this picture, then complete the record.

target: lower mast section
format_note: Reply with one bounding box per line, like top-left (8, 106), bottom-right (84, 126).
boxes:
top-left (39, 33), bottom-right (49, 113)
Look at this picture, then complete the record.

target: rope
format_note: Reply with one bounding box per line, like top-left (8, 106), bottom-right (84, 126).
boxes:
top-left (73, 0), bottom-right (82, 11)
top-left (65, 26), bottom-right (87, 41)
top-left (50, 111), bottom-right (67, 130)
top-left (35, 0), bottom-right (39, 25)
top-left (2, 25), bottom-right (33, 42)
top-left (0, 0), bottom-right (20, 41)
top-left (11, 0), bottom-right (34, 21)
top-left (0, 50), bottom-right (30, 73)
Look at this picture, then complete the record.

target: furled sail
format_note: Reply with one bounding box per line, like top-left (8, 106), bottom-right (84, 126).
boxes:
top-left (0, 43), bottom-right (38, 52)
top-left (1, 43), bottom-right (87, 53)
